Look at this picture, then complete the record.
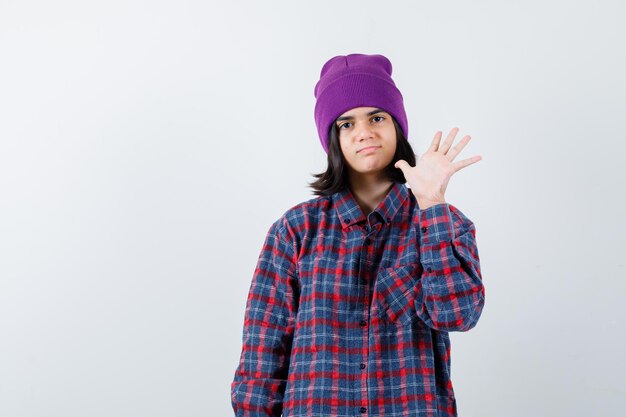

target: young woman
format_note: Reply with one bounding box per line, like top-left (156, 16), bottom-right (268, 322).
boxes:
top-left (231, 53), bottom-right (485, 417)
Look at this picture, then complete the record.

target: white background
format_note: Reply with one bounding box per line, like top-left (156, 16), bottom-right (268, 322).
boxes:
top-left (1, 1), bottom-right (624, 416)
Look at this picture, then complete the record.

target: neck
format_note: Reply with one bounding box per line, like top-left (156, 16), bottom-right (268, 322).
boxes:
top-left (348, 172), bottom-right (394, 215)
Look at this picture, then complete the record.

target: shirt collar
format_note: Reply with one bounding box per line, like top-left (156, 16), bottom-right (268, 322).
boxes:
top-left (331, 181), bottom-right (409, 229)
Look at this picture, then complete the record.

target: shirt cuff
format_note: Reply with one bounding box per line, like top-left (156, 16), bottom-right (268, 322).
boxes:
top-left (414, 203), bottom-right (456, 244)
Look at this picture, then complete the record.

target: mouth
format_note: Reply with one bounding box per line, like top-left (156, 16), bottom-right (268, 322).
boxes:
top-left (357, 146), bottom-right (381, 153)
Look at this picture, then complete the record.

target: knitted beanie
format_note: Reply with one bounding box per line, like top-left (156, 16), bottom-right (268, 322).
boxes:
top-left (313, 53), bottom-right (408, 154)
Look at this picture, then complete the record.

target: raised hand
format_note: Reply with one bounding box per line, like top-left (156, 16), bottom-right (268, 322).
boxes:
top-left (394, 127), bottom-right (482, 209)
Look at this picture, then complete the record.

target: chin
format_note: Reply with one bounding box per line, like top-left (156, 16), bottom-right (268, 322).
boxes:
top-left (356, 166), bottom-right (385, 174)
top-left (361, 161), bottom-right (390, 171)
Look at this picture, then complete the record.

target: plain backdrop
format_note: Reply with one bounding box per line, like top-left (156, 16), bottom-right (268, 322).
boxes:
top-left (1, 1), bottom-right (624, 416)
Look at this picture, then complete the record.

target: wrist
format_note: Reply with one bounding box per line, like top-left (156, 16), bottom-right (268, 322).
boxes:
top-left (416, 198), bottom-right (446, 210)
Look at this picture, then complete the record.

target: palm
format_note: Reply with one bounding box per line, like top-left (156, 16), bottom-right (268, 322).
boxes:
top-left (411, 151), bottom-right (453, 201)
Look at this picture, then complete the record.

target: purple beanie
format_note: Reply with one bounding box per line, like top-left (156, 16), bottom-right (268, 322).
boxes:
top-left (313, 53), bottom-right (409, 154)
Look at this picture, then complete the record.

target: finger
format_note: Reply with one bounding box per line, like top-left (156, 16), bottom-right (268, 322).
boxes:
top-left (428, 131), bottom-right (443, 152)
top-left (452, 155), bottom-right (482, 172)
top-left (439, 127), bottom-right (459, 154)
top-left (394, 159), bottom-right (412, 171)
top-left (446, 135), bottom-right (471, 161)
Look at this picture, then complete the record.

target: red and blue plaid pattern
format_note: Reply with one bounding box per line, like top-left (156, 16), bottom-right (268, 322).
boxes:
top-left (231, 181), bottom-right (485, 417)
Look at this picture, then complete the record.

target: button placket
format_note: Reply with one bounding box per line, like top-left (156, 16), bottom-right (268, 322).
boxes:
top-left (358, 223), bottom-right (372, 416)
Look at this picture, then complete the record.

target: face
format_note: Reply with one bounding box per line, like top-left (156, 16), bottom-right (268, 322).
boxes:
top-left (335, 106), bottom-right (397, 179)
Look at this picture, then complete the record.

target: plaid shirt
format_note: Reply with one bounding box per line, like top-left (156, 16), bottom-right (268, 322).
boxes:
top-left (231, 181), bottom-right (485, 417)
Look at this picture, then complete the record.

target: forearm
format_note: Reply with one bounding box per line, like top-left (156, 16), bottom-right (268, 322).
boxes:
top-left (416, 203), bottom-right (485, 331)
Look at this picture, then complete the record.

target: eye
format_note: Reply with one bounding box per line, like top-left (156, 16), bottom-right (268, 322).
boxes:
top-left (372, 115), bottom-right (385, 123)
top-left (338, 122), bottom-right (352, 129)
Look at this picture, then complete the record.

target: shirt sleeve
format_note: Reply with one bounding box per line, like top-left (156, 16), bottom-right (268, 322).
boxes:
top-left (230, 218), bottom-right (299, 417)
top-left (413, 203), bottom-right (485, 332)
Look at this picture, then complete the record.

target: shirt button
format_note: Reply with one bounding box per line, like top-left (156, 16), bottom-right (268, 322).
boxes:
top-left (345, 218), bottom-right (351, 224)
top-left (421, 226), bottom-right (428, 233)
top-left (360, 407), bottom-right (367, 413)
top-left (427, 267), bottom-right (432, 272)
top-left (360, 363), bottom-right (366, 369)
top-left (359, 320), bottom-right (367, 326)
top-left (364, 238), bottom-right (371, 244)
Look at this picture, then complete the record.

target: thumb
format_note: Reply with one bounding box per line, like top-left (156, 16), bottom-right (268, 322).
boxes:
top-left (394, 159), bottom-right (410, 171)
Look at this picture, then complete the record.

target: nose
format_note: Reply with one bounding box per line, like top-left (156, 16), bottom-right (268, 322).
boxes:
top-left (353, 121), bottom-right (375, 141)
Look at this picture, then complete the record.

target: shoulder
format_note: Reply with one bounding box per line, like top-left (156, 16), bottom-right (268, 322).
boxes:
top-left (277, 194), bottom-right (332, 231)
top-left (270, 194), bottom-right (333, 241)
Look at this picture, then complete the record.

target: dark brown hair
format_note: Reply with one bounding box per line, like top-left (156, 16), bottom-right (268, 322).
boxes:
top-left (307, 116), bottom-right (417, 196)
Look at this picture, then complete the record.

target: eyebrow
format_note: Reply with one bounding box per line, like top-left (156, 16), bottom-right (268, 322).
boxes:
top-left (335, 108), bottom-right (387, 123)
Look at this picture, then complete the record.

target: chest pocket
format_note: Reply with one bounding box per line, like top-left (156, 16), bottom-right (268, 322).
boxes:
top-left (374, 263), bottom-right (423, 326)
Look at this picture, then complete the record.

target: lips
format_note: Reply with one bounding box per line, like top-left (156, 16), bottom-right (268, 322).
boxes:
top-left (358, 146), bottom-right (381, 153)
